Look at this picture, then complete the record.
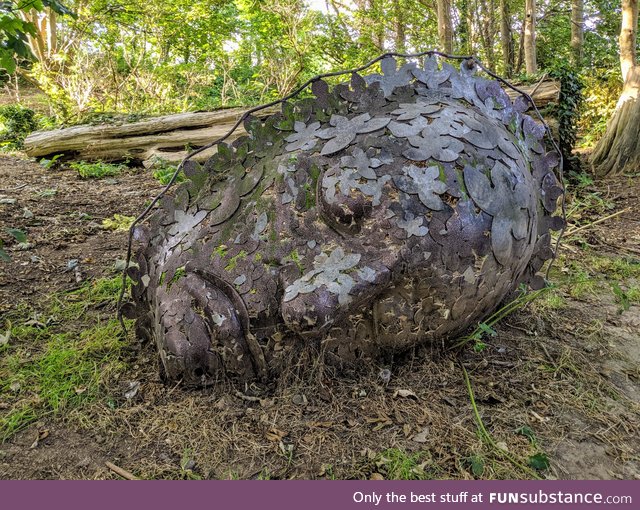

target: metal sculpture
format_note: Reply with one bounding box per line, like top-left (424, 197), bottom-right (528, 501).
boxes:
top-left (122, 55), bottom-right (564, 386)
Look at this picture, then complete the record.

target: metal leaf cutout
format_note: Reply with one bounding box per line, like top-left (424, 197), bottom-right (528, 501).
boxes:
top-left (316, 113), bottom-right (390, 156)
top-left (393, 165), bottom-right (448, 210)
top-left (364, 57), bottom-right (417, 97)
top-left (285, 121), bottom-right (321, 152)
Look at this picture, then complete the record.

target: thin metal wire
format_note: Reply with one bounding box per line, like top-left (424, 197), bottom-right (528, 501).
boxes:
top-left (116, 50), bottom-right (566, 332)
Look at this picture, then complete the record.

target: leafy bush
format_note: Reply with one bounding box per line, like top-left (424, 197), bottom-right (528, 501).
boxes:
top-left (578, 69), bottom-right (621, 148)
top-left (152, 159), bottom-right (184, 185)
top-left (69, 160), bottom-right (127, 179)
top-left (0, 105), bottom-right (39, 150)
top-left (546, 65), bottom-right (584, 172)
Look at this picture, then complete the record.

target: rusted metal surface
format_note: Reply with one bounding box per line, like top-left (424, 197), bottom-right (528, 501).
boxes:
top-left (125, 56), bottom-right (563, 386)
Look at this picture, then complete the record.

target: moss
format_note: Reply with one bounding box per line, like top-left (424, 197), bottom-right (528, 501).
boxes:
top-left (224, 250), bottom-right (247, 272)
top-left (285, 249), bottom-right (305, 274)
top-left (212, 245), bottom-right (228, 259)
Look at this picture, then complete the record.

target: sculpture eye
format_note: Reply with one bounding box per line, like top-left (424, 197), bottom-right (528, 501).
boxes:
top-left (318, 165), bottom-right (374, 234)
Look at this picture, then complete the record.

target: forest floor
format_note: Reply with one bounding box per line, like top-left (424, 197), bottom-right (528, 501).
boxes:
top-left (0, 153), bottom-right (639, 480)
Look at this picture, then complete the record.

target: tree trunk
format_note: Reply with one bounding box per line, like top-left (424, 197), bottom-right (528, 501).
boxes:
top-left (477, 0), bottom-right (498, 71)
top-left (515, 18), bottom-right (525, 74)
top-left (620, 0), bottom-right (638, 82)
top-left (570, 0), bottom-right (584, 65)
top-left (436, 0), bottom-right (453, 54)
top-left (500, 0), bottom-right (514, 76)
top-left (591, 0), bottom-right (639, 177)
top-left (524, 0), bottom-right (537, 74)
top-left (394, 1), bottom-right (406, 53)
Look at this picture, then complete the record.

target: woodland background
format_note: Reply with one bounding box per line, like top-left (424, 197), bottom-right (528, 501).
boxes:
top-left (0, 0), bottom-right (629, 164)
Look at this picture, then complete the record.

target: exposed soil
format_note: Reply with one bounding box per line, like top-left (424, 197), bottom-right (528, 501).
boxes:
top-left (0, 154), bottom-right (639, 480)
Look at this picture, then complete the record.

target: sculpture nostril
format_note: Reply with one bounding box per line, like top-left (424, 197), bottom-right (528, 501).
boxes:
top-left (153, 273), bottom-right (258, 386)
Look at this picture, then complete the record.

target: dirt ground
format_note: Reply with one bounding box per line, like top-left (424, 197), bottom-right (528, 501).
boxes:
top-left (0, 154), bottom-right (639, 480)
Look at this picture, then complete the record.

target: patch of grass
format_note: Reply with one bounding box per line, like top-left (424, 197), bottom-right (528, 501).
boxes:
top-left (0, 277), bottom-right (131, 442)
top-left (70, 160), bottom-right (127, 179)
top-left (455, 286), bottom-right (550, 349)
top-left (533, 290), bottom-right (567, 313)
top-left (587, 255), bottom-right (640, 280)
top-left (376, 448), bottom-right (428, 480)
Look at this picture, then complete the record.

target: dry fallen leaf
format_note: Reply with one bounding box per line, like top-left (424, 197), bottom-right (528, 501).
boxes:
top-left (394, 388), bottom-right (418, 399)
top-left (412, 426), bottom-right (430, 443)
top-left (30, 428), bottom-right (50, 449)
top-left (265, 428), bottom-right (287, 441)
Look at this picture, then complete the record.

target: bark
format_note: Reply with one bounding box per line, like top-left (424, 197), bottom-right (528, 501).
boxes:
top-left (524, 0), bottom-right (537, 74)
top-left (436, 0), bottom-right (453, 54)
top-left (394, 1), bottom-right (406, 53)
top-left (23, 107), bottom-right (279, 165)
top-left (591, 0), bottom-right (640, 177)
top-left (500, 0), bottom-right (514, 76)
top-left (620, 0), bottom-right (638, 82)
top-left (570, 0), bottom-right (584, 65)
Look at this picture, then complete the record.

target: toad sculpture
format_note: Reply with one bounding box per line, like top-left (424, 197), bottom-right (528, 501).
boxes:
top-left (125, 56), bottom-right (564, 385)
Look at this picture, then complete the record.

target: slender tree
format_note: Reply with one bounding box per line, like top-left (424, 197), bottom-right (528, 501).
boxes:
top-left (524, 0), bottom-right (537, 73)
top-left (436, 0), bottom-right (453, 53)
top-left (571, 0), bottom-right (584, 65)
top-left (500, 0), bottom-right (513, 76)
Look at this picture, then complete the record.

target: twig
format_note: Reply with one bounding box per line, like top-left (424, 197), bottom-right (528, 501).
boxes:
top-left (106, 461), bottom-right (139, 480)
top-left (529, 72), bottom-right (549, 98)
top-left (0, 183), bottom-right (28, 192)
top-left (460, 362), bottom-right (542, 479)
top-left (564, 208), bottom-right (630, 237)
top-left (234, 390), bottom-right (262, 402)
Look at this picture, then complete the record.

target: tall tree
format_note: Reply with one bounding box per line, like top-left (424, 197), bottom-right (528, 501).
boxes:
top-left (591, 0), bottom-right (640, 176)
top-left (500, 0), bottom-right (514, 76)
top-left (436, 0), bottom-right (453, 53)
top-left (524, 0), bottom-right (537, 73)
top-left (571, 0), bottom-right (584, 64)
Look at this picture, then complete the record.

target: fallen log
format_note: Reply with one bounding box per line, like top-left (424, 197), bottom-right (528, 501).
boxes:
top-left (24, 106), bottom-right (280, 166)
top-left (23, 81), bottom-right (559, 167)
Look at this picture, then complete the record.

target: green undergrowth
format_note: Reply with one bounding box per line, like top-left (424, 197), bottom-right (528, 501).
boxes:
top-left (544, 252), bottom-right (640, 310)
top-left (69, 160), bottom-right (128, 179)
top-left (0, 276), bottom-right (132, 442)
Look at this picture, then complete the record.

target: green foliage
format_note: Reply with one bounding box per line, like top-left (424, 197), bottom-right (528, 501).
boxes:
top-left (152, 160), bottom-right (184, 185)
top-left (578, 69), bottom-right (621, 148)
top-left (0, 226), bottom-right (27, 261)
top-left (101, 214), bottom-right (135, 231)
top-left (0, 104), bottom-right (38, 149)
top-left (70, 160), bottom-right (126, 179)
top-left (546, 65), bottom-right (584, 173)
top-left (39, 154), bottom-right (64, 169)
top-left (0, 0), bottom-right (74, 73)
top-left (528, 453), bottom-right (550, 471)
top-left (376, 449), bottom-right (428, 480)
